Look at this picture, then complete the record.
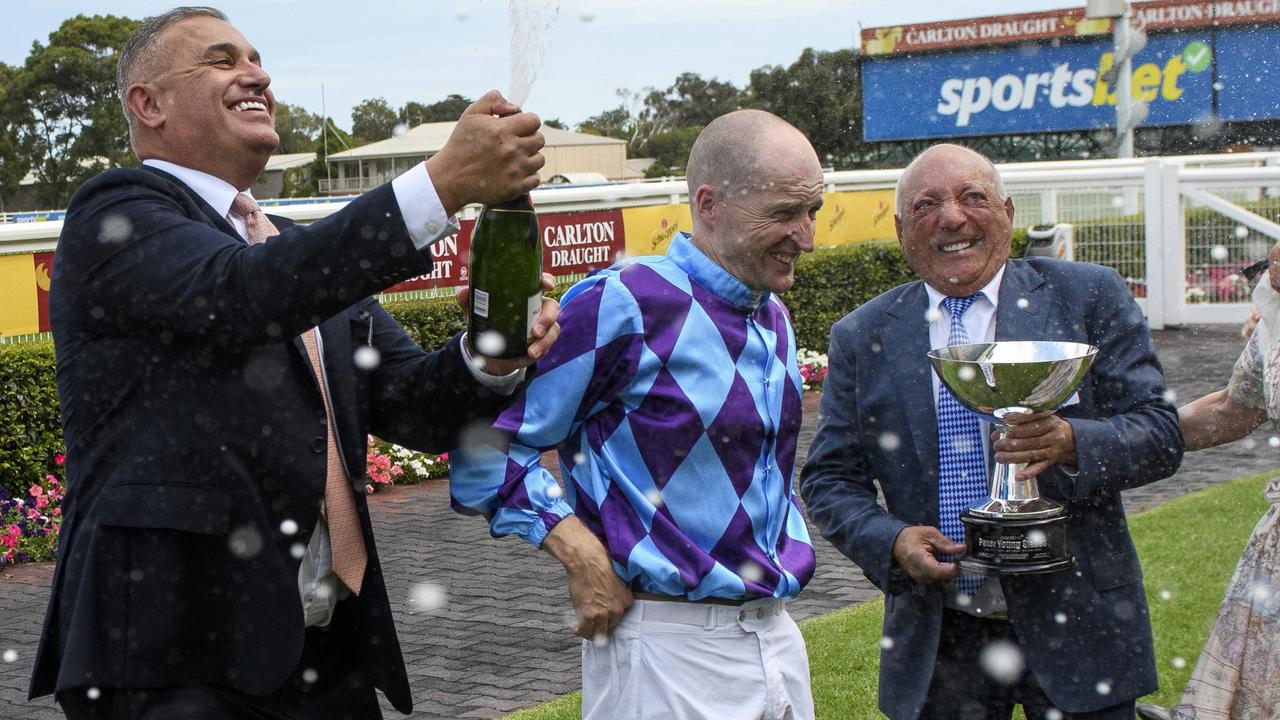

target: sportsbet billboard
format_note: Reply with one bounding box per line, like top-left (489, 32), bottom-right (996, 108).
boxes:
top-left (862, 25), bottom-right (1280, 141)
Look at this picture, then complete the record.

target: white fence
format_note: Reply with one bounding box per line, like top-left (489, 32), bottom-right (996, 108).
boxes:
top-left (5, 151), bottom-right (1280, 330)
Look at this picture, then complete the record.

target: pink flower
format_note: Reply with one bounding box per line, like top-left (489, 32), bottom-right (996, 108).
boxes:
top-left (29, 485), bottom-right (43, 498)
top-left (365, 484), bottom-right (375, 495)
top-left (54, 454), bottom-right (65, 466)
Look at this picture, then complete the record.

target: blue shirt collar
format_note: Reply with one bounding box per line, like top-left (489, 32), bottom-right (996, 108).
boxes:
top-left (668, 232), bottom-right (769, 311)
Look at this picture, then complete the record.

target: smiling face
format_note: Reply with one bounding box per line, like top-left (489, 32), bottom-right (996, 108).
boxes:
top-left (694, 127), bottom-right (824, 295)
top-left (135, 15), bottom-right (278, 187)
top-left (895, 145), bottom-right (1014, 297)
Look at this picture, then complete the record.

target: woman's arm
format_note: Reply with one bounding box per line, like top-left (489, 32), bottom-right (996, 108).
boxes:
top-left (1179, 388), bottom-right (1268, 451)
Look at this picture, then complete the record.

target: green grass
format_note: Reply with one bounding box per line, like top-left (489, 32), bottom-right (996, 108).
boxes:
top-left (504, 471), bottom-right (1275, 719)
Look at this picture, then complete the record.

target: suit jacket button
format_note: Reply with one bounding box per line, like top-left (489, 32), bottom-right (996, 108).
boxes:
top-left (311, 437), bottom-right (326, 453)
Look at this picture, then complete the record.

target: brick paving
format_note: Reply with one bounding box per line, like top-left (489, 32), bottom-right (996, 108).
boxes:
top-left (1, 324), bottom-right (1275, 719)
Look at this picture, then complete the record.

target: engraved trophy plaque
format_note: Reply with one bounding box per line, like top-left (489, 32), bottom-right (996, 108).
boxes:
top-left (927, 341), bottom-right (1098, 575)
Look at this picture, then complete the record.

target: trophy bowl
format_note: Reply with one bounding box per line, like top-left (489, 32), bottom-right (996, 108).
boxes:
top-left (927, 340), bottom-right (1098, 575)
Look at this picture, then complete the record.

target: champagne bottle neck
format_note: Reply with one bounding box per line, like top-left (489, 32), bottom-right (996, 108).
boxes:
top-left (490, 194), bottom-right (534, 212)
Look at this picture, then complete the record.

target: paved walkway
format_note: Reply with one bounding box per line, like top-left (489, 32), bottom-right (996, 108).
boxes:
top-left (2, 325), bottom-right (1276, 719)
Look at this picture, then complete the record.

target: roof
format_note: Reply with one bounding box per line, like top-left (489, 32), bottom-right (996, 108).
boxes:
top-left (327, 123), bottom-right (625, 162)
top-left (264, 152), bottom-right (316, 171)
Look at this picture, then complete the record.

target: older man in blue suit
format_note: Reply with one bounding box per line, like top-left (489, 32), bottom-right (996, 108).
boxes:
top-left (800, 144), bottom-right (1183, 720)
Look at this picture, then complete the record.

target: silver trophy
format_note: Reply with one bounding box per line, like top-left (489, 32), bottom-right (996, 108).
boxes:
top-left (927, 340), bottom-right (1098, 575)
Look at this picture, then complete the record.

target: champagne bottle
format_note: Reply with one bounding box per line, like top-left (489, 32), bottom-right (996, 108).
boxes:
top-left (467, 193), bottom-right (543, 359)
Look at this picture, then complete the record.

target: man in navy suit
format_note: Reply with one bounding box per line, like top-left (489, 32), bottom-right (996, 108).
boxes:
top-left (29, 6), bottom-right (557, 719)
top-left (800, 144), bottom-right (1183, 720)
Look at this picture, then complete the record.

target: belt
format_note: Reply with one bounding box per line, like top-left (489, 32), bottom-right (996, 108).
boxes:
top-left (633, 591), bottom-right (744, 606)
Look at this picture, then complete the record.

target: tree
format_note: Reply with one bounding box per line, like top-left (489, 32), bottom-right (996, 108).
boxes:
top-left (652, 72), bottom-right (742, 128)
top-left (543, 118), bottom-right (567, 130)
top-left (0, 62), bottom-right (25, 205)
top-left (3, 14), bottom-right (139, 207)
top-left (274, 102), bottom-right (322, 154)
top-left (745, 48), bottom-right (864, 169)
top-left (350, 97), bottom-right (398, 143)
top-left (400, 94), bottom-right (471, 126)
top-left (577, 105), bottom-right (631, 140)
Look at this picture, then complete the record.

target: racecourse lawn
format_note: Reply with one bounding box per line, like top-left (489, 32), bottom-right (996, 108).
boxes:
top-left (504, 470), bottom-right (1274, 720)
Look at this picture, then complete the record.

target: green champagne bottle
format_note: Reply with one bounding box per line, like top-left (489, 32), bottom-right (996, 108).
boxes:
top-left (467, 193), bottom-right (543, 359)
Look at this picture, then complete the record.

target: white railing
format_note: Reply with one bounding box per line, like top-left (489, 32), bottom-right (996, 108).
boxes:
top-left (7, 151), bottom-right (1280, 329)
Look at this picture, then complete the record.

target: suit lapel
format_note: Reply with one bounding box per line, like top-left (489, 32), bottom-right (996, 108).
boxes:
top-left (994, 260), bottom-right (1049, 340)
top-left (884, 282), bottom-right (941, 484)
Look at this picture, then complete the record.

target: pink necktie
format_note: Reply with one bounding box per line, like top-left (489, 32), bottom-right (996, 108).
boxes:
top-left (232, 193), bottom-right (368, 595)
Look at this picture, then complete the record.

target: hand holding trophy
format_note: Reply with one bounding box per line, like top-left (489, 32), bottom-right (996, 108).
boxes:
top-left (927, 340), bottom-right (1097, 575)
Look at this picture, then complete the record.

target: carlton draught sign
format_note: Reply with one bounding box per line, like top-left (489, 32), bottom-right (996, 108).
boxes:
top-left (385, 208), bottom-right (624, 293)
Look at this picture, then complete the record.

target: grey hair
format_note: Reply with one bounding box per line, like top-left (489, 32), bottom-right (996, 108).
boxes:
top-left (894, 144), bottom-right (1008, 218)
top-left (117, 6), bottom-right (229, 127)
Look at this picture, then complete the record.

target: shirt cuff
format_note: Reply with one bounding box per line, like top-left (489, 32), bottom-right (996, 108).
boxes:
top-left (461, 332), bottom-right (526, 394)
top-left (391, 161), bottom-right (461, 251)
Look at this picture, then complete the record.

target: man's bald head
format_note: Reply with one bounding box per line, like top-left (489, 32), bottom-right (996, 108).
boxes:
top-left (895, 143), bottom-right (1007, 219)
top-left (686, 110), bottom-right (815, 213)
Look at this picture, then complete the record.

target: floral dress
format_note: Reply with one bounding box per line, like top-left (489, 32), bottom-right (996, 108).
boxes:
top-left (1175, 331), bottom-right (1280, 720)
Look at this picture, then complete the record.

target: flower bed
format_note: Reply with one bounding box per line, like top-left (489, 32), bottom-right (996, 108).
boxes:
top-left (1, 453), bottom-right (65, 566)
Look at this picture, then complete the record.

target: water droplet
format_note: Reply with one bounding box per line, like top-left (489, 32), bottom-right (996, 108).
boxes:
top-left (227, 526), bottom-right (264, 559)
top-left (280, 519), bottom-right (298, 536)
top-left (290, 542), bottom-right (306, 559)
top-left (925, 307), bottom-right (943, 323)
top-left (1045, 710), bottom-right (1064, 720)
top-left (1210, 245), bottom-right (1229, 261)
top-left (86, 687), bottom-right (102, 701)
top-left (979, 639), bottom-right (1024, 685)
top-left (1159, 589), bottom-right (1173, 601)
top-left (957, 365), bottom-right (976, 381)
top-left (878, 432), bottom-right (901, 451)
top-left (2, 649), bottom-right (16, 663)
top-left (1016, 297), bottom-right (1029, 309)
top-left (301, 667), bottom-right (319, 684)
top-left (579, 8), bottom-right (596, 21)
top-left (455, 7), bottom-right (470, 21)
top-left (1213, 81), bottom-right (1224, 91)
top-left (1250, 581), bottom-right (1273, 603)
top-left (1172, 656), bottom-right (1187, 669)
top-left (573, 452), bottom-right (587, 465)
top-left (1235, 225), bottom-right (1249, 239)
top-left (1054, 612), bottom-right (1068, 624)
top-left (740, 562), bottom-right (764, 583)
top-left (1111, 195), bottom-right (1125, 208)
top-left (880, 635), bottom-right (895, 650)
top-left (476, 331), bottom-right (506, 357)
top-left (392, 123), bottom-right (409, 137)
top-left (354, 346), bottom-right (381, 370)
top-left (592, 632), bottom-right (609, 647)
top-left (1024, 529), bottom-right (1047, 547)
top-left (547, 484), bottom-right (563, 499)
top-left (409, 582), bottom-right (448, 612)
top-left (1243, 437), bottom-right (1258, 450)
top-left (1269, 436), bottom-right (1280, 448)
top-left (955, 593), bottom-right (973, 608)
top-left (645, 488), bottom-right (664, 507)
top-left (1163, 389), bottom-right (1178, 403)
top-left (98, 215), bottom-right (133, 243)
top-left (1095, 680), bottom-right (1112, 696)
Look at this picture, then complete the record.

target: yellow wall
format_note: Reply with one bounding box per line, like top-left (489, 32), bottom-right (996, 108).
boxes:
top-left (0, 188), bottom-right (902, 339)
top-left (0, 254), bottom-right (40, 337)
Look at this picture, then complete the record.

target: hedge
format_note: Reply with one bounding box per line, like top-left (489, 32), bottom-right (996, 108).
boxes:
top-left (0, 342), bottom-right (62, 498)
top-left (0, 232), bottom-right (1026, 495)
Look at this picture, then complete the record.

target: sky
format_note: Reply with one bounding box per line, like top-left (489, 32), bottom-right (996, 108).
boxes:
top-left (2, 0), bottom-right (1077, 129)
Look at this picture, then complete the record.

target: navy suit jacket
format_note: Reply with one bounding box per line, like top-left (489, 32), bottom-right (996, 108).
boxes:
top-left (30, 167), bottom-right (511, 713)
top-left (800, 258), bottom-right (1183, 719)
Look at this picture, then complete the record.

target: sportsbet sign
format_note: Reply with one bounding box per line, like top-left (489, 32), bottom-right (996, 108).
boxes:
top-left (862, 24), bottom-right (1280, 141)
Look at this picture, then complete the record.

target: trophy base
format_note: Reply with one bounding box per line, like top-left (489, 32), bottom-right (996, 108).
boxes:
top-left (959, 510), bottom-right (1073, 576)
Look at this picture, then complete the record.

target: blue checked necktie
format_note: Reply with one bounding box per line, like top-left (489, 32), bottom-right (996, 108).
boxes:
top-left (936, 294), bottom-right (987, 596)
